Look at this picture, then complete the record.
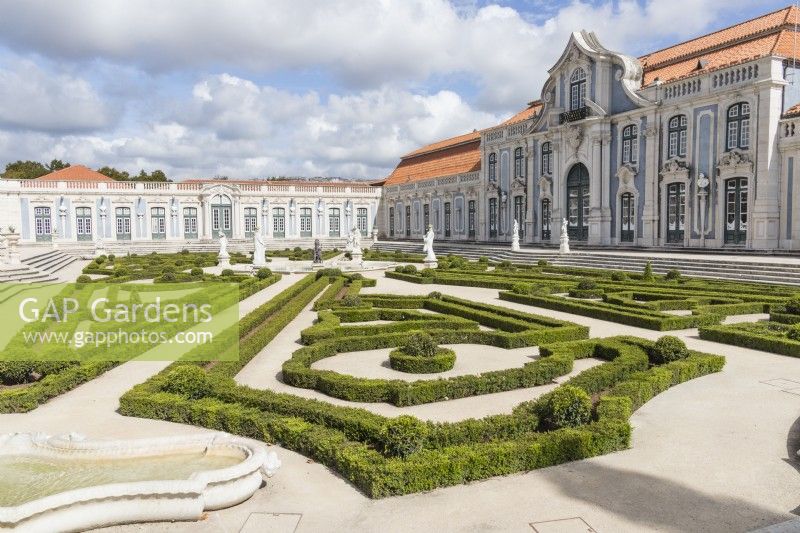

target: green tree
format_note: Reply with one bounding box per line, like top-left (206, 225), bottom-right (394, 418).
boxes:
top-left (97, 166), bottom-right (131, 181)
top-left (46, 159), bottom-right (70, 172)
top-left (1, 160), bottom-right (48, 179)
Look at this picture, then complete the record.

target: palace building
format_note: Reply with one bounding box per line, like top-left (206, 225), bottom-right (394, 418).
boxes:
top-left (0, 165), bottom-right (381, 247)
top-left (378, 5), bottom-right (800, 250)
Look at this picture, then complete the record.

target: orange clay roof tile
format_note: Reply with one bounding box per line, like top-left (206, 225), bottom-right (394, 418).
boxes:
top-left (34, 165), bottom-right (114, 182)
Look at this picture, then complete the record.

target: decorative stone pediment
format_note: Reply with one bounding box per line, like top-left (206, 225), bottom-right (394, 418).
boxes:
top-left (717, 149), bottom-right (753, 178)
top-left (660, 158), bottom-right (690, 181)
top-left (566, 126), bottom-right (583, 154)
top-left (485, 180), bottom-right (500, 193)
top-left (538, 176), bottom-right (552, 197)
top-left (615, 164), bottom-right (637, 188)
top-left (511, 175), bottom-right (527, 191)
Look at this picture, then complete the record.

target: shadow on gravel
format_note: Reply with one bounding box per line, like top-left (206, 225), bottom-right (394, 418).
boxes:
top-left (540, 460), bottom-right (792, 533)
top-left (786, 414), bottom-right (800, 516)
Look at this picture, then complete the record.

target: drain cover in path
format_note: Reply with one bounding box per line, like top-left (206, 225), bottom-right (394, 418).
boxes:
top-left (530, 517), bottom-right (597, 533)
top-left (239, 512), bottom-right (302, 533)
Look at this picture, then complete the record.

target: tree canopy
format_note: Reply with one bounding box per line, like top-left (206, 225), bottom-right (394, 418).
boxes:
top-left (98, 166), bottom-right (170, 182)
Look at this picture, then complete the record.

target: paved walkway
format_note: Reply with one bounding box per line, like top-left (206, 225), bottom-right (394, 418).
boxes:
top-left (1, 269), bottom-right (799, 532)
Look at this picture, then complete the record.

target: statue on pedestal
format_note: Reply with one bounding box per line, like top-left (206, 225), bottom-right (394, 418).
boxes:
top-left (252, 226), bottom-right (267, 267)
top-left (351, 225), bottom-right (363, 261)
top-left (313, 238), bottom-right (323, 264)
top-left (511, 219), bottom-right (520, 252)
top-left (423, 225), bottom-right (437, 265)
top-left (559, 218), bottom-right (570, 254)
top-left (218, 231), bottom-right (230, 267)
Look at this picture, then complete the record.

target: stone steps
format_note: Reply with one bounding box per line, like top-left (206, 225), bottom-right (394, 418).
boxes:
top-left (30, 238), bottom-right (352, 256)
top-left (22, 250), bottom-right (79, 273)
top-left (372, 242), bottom-right (800, 286)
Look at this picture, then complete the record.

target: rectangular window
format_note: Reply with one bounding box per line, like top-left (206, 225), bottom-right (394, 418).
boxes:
top-left (444, 202), bottom-right (451, 237)
top-left (330, 208), bottom-right (341, 237)
top-left (468, 200), bottom-right (476, 239)
top-left (183, 207), bottom-right (198, 237)
top-left (116, 207), bottom-right (131, 239)
top-left (75, 207), bottom-right (92, 240)
top-left (356, 207), bottom-right (368, 236)
top-left (405, 206), bottom-right (411, 237)
top-left (151, 207), bottom-right (166, 239)
top-left (489, 198), bottom-right (498, 238)
top-left (300, 207), bottom-right (312, 237)
top-left (244, 207), bottom-right (258, 237)
top-left (727, 121), bottom-right (739, 150)
top-left (273, 208), bottom-right (285, 238)
top-left (423, 204), bottom-right (430, 230)
top-left (679, 130), bottom-right (687, 157)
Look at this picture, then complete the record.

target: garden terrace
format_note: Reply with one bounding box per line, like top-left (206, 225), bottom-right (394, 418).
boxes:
top-left (118, 271), bottom-right (725, 497)
top-left (387, 263), bottom-right (788, 331)
top-left (699, 301), bottom-right (800, 358)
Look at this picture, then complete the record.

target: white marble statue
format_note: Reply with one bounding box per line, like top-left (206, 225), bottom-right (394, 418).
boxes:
top-left (511, 219), bottom-right (520, 252)
top-left (351, 225), bottom-right (361, 251)
top-left (93, 234), bottom-right (106, 258)
top-left (345, 230), bottom-right (354, 252)
top-left (218, 231), bottom-right (231, 267)
top-left (559, 218), bottom-right (570, 254)
top-left (423, 224), bottom-right (437, 264)
top-left (252, 226), bottom-right (266, 267)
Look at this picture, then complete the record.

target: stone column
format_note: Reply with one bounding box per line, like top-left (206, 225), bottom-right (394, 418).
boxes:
top-left (751, 77), bottom-right (783, 249)
top-left (641, 115), bottom-right (660, 246)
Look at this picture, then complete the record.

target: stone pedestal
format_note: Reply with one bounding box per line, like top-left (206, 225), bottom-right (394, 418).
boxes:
top-left (423, 259), bottom-right (438, 269)
top-left (351, 249), bottom-right (363, 263)
top-left (6, 234), bottom-right (20, 265)
top-left (217, 252), bottom-right (230, 269)
top-left (559, 234), bottom-right (570, 254)
top-left (511, 235), bottom-right (520, 252)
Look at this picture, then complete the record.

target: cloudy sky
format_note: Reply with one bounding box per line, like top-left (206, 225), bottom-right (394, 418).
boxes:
top-left (0, 0), bottom-right (788, 181)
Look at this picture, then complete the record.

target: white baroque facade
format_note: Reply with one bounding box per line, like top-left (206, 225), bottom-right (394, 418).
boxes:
top-left (0, 170), bottom-right (381, 247)
top-left (379, 7), bottom-right (800, 250)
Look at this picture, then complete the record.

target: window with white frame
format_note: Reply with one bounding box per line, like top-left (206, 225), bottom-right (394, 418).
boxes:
top-left (329, 207), bottom-right (341, 237)
top-left (151, 207), bottom-right (166, 238)
top-left (183, 207), bottom-right (198, 237)
top-left (244, 207), bottom-right (258, 236)
top-left (116, 207), bottom-right (131, 239)
top-left (570, 67), bottom-right (587, 111)
top-left (488, 152), bottom-right (497, 181)
top-left (514, 147), bottom-right (524, 178)
top-left (726, 102), bottom-right (750, 151)
top-left (541, 142), bottom-right (552, 175)
top-left (622, 125), bottom-right (638, 164)
top-left (668, 115), bottom-right (688, 158)
top-left (75, 207), bottom-right (92, 239)
top-left (356, 207), bottom-right (368, 235)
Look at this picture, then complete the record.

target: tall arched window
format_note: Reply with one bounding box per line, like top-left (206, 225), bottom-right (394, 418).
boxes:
top-left (514, 147), bottom-right (524, 178)
top-left (541, 142), bottom-right (552, 175)
top-left (668, 115), bottom-right (688, 158)
top-left (570, 67), bottom-right (586, 111)
top-left (541, 199), bottom-right (551, 240)
top-left (488, 152), bottom-right (497, 181)
top-left (726, 102), bottom-right (750, 150)
top-left (622, 125), bottom-right (638, 164)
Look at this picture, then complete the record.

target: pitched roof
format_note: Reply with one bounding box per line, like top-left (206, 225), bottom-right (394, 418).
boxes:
top-left (640, 5), bottom-right (800, 84)
top-left (384, 135), bottom-right (481, 186)
top-left (784, 102), bottom-right (800, 118)
top-left (35, 165), bottom-right (114, 182)
top-left (501, 101), bottom-right (542, 126)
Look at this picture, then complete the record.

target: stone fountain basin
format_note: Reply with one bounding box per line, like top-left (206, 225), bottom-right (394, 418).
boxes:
top-left (0, 432), bottom-right (279, 532)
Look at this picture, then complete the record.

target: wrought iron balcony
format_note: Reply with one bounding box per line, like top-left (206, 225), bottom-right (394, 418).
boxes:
top-left (559, 106), bottom-right (591, 124)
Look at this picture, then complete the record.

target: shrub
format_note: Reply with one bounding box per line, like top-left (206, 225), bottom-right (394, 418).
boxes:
top-left (160, 272), bottom-right (176, 282)
top-left (221, 269), bottom-right (235, 277)
top-left (162, 265), bottom-right (176, 274)
top-left (190, 267), bottom-right (204, 277)
top-left (389, 347), bottom-right (456, 373)
top-left (539, 385), bottom-right (592, 430)
top-left (642, 261), bottom-right (654, 282)
top-left (577, 279), bottom-right (597, 290)
top-left (380, 415), bottom-right (428, 458)
top-left (420, 268), bottom-right (435, 278)
top-left (428, 291), bottom-right (443, 300)
top-left (537, 259), bottom-right (548, 267)
top-left (94, 257), bottom-right (105, 265)
top-left (664, 269), bottom-right (681, 281)
top-left (107, 254), bottom-right (115, 262)
top-left (315, 268), bottom-right (342, 280)
top-left (478, 256), bottom-right (489, 264)
top-left (162, 366), bottom-right (212, 400)
top-left (610, 271), bottom-right (627, 281)
top-left (785, 296), bottom-right (800, 315)
top-left (194, 257), bottom-right (206, 267)
top-left (181, 249), bottom-right (190, 255)
top-left (786, 324), bottom-right (800, 341)
top-left (403, 265), bottom-right (418, 274)
top-left (340, 295), bottom-right (363, 307)
top-left (256, 268), bottom-right (273, 280)
top-left (403, 332), bottom-right (437, 357)
top-left (512, 283), bottom-right (532, 295)
top-left (648, 335), bottom-right (689, 364)
top-left (174, 259), bottom-right (184, 267)
top-left (114, 267), bottom-right (129, 277)
top-left (498, 260), bottom-right (513, 269)
top-left (76, 274), bottom-right (91, 284)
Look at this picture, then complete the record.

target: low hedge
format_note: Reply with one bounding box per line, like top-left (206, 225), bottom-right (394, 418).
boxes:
top-left (389, 347), bottom-right (456, 373)
top-left (499, 291), bottom-right (723, 331)
top-left (699, 323), bottom-right (800, 358)
top-left (120, 333), bottom-right (724, 497)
